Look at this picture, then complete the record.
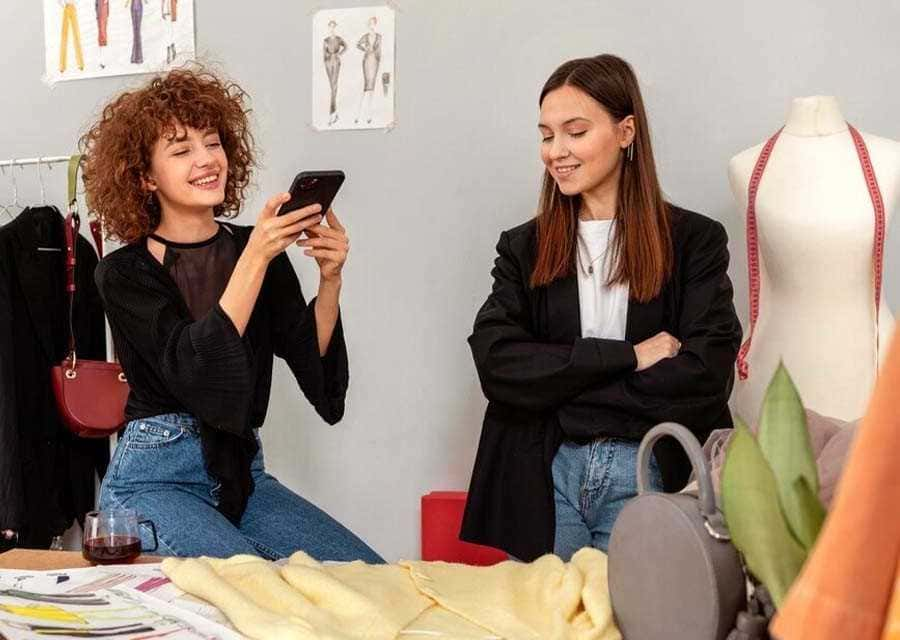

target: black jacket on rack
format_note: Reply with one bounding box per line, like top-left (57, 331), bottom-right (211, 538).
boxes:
top-left (0, 206), bottom-right (109, 548)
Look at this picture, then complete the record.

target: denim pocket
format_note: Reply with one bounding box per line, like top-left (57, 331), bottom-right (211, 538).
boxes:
top-left (125, 420), bottom-right (185, 449)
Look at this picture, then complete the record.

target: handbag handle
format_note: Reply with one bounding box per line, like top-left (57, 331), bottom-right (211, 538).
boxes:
top-left (636, 422), bottom-right (731, 541)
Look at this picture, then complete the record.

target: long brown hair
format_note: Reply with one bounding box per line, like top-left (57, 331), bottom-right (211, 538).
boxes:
top-left (531, 54), bottom-right (672, 302)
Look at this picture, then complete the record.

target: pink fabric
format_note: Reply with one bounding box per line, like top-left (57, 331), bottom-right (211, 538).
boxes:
top-left (704, 409), bottom-right (856, 510)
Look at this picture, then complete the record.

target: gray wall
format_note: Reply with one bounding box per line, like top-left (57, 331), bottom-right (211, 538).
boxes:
top-left (2, 0), bottom-right (898, 561)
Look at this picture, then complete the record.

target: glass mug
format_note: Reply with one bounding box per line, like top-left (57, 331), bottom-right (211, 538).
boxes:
top-left (82, 509), bottom-right (158, 565)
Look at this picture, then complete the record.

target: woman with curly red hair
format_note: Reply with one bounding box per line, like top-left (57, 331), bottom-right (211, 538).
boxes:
top-left (83, 67), bottom-right (381, 561)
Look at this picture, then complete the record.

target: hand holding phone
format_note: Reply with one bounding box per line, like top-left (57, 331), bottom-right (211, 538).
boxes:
top-left (280, 170), bottom-right (345, 217)
top-left (248, 193), bottom-right (323, 263)
top-left (297, 208), bottom-right (349, 282)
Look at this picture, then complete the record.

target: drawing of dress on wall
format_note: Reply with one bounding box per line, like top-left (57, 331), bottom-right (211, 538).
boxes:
top-left (162, 0), bottom-right (178, 65)
top-left (128, 0), bottom-right (146, 64)
top-left (96, 0), bottom-right (109, 69)
top-left (323, 21), bottom-right (347, 126)
top-left (355, 17), bottom-right (382, 124)
top-left (59, 0), bottom-right (84, 72)
top-left (43, 0), bottom-right (197, 83)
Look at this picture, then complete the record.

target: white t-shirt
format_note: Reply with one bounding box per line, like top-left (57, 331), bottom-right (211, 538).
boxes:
top-left (576, 219), bottom-right (629, 340)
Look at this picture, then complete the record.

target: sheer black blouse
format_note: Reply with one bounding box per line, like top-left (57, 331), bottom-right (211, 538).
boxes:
top-left (95, 223), bottom-right (348, 523)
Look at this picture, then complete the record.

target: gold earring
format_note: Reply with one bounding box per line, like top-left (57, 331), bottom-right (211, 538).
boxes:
top-left (626, 141), bottom-right (635, 162)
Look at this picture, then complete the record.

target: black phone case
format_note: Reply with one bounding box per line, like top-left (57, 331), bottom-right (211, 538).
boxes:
top-left (280, 170), bottom-right (346, 216)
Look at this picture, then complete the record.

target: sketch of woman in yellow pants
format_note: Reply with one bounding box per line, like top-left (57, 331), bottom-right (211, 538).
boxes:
top-left (58, 0), bottom-right (85, 73)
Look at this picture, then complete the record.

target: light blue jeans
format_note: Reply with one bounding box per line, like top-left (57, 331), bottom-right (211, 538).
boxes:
top-left (99, 413), bottom-right (382, 562)
top-left (552, 437), bottom-right (664, 560)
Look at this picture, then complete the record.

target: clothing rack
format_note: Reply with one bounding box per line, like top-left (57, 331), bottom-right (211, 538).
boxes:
top-left (0, 153), bottom-right (116, 431)
top-left (0, 156), bottom-right (74, 168)
top-left (0, 155), bottom-right (82, 212)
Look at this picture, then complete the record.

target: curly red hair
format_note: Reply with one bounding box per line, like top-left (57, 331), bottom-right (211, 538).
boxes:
top-left (80, 66), bottom-right (255, 244)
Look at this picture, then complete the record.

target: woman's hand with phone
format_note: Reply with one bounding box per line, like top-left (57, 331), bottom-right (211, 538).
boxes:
top-left (246, 193), bottom-right (323, 263)
top-left (297, 208), bottom-right (349, 282)
top-left (221, 194), bottom-right (324, 338)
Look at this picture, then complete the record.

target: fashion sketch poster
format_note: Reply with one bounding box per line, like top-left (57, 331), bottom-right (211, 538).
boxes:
top-left (42, 0), bottom-right (196, 84)
top-left (311, 6), bottom-right (396, 131)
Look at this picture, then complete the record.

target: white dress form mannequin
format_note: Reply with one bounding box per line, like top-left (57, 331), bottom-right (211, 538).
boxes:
top-left (728, 96), bottom-right (898, 424)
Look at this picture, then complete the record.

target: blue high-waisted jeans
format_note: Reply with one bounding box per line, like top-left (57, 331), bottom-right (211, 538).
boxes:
top-left (552, 437), bottom-right (664, 560)
top-left (99, 413), bottom-right (382, 562)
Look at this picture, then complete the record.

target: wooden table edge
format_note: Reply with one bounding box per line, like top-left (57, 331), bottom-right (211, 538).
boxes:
top-left (0, 549), bottom-right (163, 570)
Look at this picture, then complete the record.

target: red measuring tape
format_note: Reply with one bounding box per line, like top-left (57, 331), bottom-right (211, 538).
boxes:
top-left (736, 124), bottom-right (886, 380)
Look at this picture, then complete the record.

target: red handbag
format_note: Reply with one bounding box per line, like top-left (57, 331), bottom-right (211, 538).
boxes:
top-left (50, 155), bottom-right (129, 438)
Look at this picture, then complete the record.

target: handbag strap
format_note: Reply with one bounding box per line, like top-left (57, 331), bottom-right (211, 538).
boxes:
top-left (67, 154), bottom-right (104, 257)
top-left (64, 154), bottom-right (107, 368)
top-left (636, 422), bottom-right (730, 541)
top-left (64, 156), bottom-right (81, 365)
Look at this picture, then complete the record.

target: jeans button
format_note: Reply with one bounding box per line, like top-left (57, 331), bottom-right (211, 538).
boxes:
top-left (139, 424), bottom-right (146, 431)
top-left (163, 430), bottom-right (170, 437)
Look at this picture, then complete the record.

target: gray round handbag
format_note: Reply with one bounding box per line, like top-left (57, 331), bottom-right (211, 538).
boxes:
top-left (608, 422), bottom-right (746, 640)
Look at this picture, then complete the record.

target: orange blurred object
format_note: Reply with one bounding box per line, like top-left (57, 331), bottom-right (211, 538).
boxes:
top-left (771, 332), bottom-right (900, 640)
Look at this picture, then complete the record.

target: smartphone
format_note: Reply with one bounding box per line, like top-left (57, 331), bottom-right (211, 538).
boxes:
top-left (280, 170), bottom-right (346, 217)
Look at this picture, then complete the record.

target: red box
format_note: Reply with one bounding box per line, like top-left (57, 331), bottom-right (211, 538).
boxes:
top-left (421, 491), bottom-right (507, 565)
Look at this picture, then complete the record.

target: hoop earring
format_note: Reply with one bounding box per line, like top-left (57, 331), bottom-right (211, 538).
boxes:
top-left (626, 141), bottom-right (635, 162)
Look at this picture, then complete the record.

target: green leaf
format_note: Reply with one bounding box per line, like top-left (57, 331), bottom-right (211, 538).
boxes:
top-left (789, 475), bottom-right (827, 551)
top-left (721, 419), bottom-right (807, 608)
top-left (757, 363), bottom-right (820, 549)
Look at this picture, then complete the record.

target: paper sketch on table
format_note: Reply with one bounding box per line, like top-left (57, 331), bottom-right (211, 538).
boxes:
top-left (43, 0), bottom-right (196, 85)
top-left (0, 565), bottom-right (240, 639)
top-left (312, 6), bottom-right (396, 131)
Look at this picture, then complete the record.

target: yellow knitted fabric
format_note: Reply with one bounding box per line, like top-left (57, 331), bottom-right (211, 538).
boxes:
top-left (161, 548), bottom-right (621, 640)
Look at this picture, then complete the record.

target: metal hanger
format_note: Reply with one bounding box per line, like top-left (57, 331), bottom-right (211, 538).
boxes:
top-left (37, 157), bottom-right (47, 205)
top-left (0, 166), bottom-right (14, 221)
top-left (10, 162), bottom-right (24, 215)
top-left (35, 158), bottom-right (63, 251)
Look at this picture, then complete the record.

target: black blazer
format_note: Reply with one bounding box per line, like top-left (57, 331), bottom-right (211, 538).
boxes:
top-left (460, 206), bottom-right (742, 561)
top-left (0, 207), bottom-right (109, 548)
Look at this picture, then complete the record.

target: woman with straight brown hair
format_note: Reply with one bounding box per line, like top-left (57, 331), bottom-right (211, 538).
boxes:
top-left (461, 54), bottom-right (742, 561)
